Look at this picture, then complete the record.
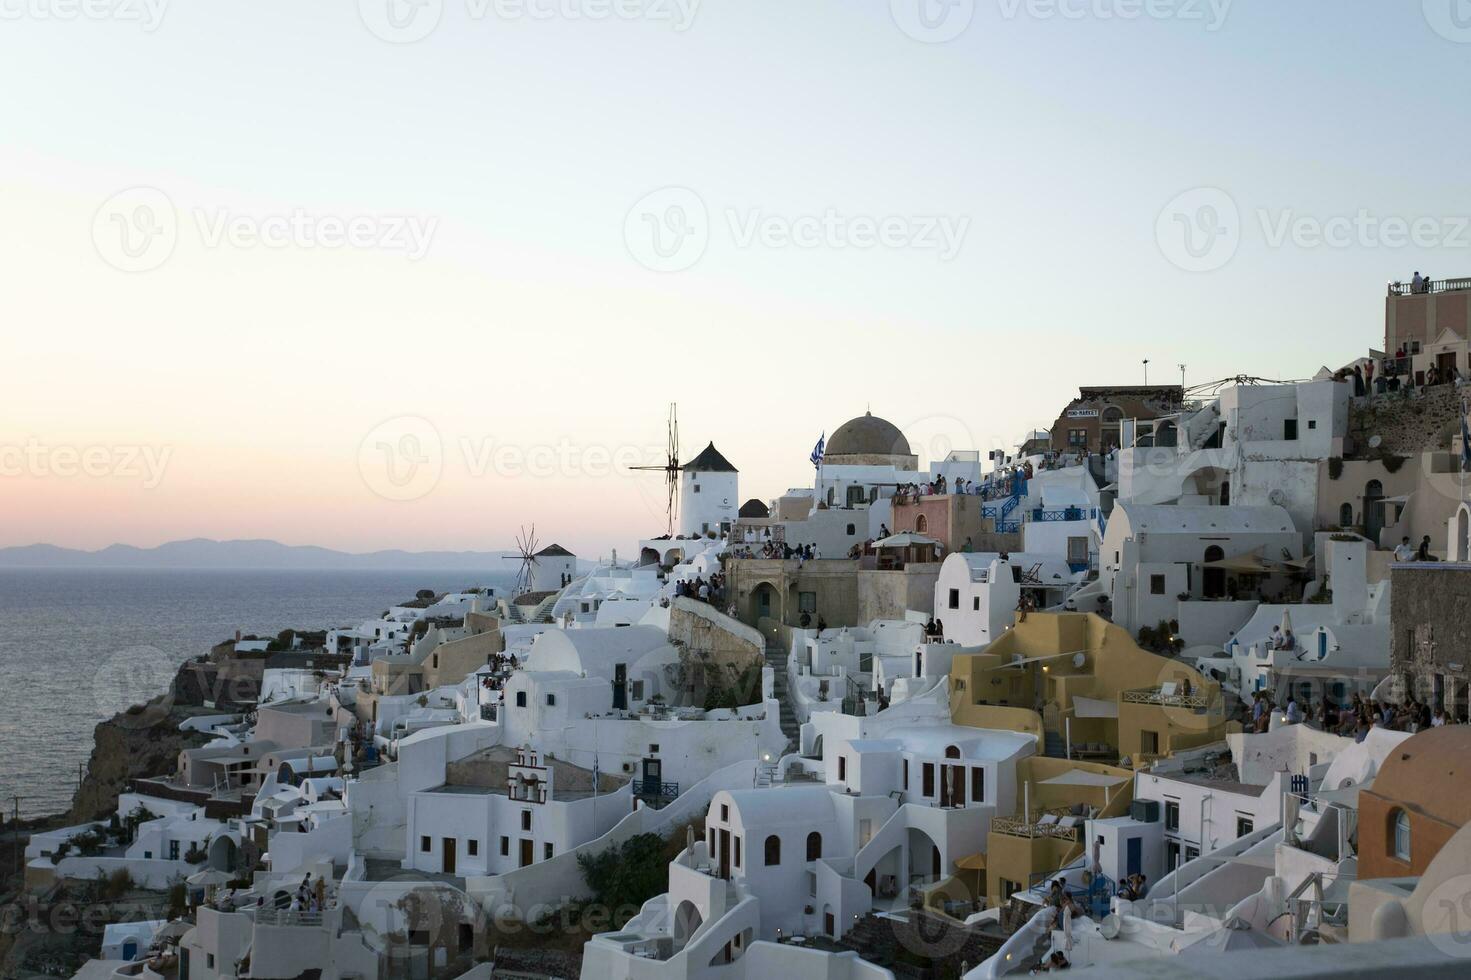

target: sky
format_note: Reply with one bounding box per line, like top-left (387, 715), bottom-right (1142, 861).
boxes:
top-left (2, 0), bottom-right (1469, 558)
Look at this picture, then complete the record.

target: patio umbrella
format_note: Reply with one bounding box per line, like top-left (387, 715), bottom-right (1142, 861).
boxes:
top-left (187, 868), bottom-right (232, 886)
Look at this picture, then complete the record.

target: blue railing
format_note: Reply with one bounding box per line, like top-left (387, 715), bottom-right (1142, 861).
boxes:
top-left (637, 779), bottom-right (680, 800)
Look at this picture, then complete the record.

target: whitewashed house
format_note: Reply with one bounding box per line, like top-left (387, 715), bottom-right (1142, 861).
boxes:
top-left (933, 552), bottom-right (1084, 647)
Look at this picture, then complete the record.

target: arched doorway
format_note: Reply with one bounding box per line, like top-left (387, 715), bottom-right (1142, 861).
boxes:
top-left (208, 835), bottom-right (238, 872)
top-left (916, 514), bottom-right (928, 533)
top-left (1456, 504), bottom-right (1470, 561)
top-left (1101, 407), bottom-right (1124, 451)
top-left (672, 900), bottom-right (703, 947)
top-left (750, 582), bottom-right (778, 624)
top-left (1364, 480), bottom-right (1385, 546)
top-left (639, 547), bottom-right (661, 566)
top-left (121, 939), bottom-right (140, 961)
top-left (1202, 545), bottom-right (1226, 598)
top-left (1155, 420), bottom-right (1178, 448)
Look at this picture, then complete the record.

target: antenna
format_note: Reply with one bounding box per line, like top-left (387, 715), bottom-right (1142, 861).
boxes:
top-left (630, 403), bottom-right (681, 536)
top-left (1143, 359), bottom-right (1150, 385)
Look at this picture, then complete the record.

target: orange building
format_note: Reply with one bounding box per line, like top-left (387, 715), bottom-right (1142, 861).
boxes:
top-left (1357, 725), bottom-right (1471, 880)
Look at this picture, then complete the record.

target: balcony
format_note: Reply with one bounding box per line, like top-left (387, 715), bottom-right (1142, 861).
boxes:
top-left (1388, 276), bottom-right (1471, 296)
top-left (1122, 686), bottom-right (1209, 710)
top-left (992, 811), bottom-right (1082, 842)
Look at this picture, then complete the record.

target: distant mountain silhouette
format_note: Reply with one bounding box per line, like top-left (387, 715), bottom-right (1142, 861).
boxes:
top-left (0, 538), bottom-right (558, 571)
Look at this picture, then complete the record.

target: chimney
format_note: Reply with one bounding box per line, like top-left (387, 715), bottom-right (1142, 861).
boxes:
top-left (235, 629), bottom-right (242, 643)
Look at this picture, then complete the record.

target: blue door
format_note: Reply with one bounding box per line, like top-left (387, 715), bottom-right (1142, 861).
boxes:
top-left (1126, 837), bottom-right (1142, 877)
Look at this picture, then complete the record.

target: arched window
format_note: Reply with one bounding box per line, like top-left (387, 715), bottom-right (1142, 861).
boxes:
top-left (1392, 808), bottom-right (1411, 862)
top-left (764, 835), bottom-right (781, 866)
top-left (916, 514), bottom-right (928, 533)
top-left (806, 832), bottom-right (822, 861)
top-left (1339, 502), bottom-right (1353, 527)
top-left (945, 745), bottom-right (961, 759)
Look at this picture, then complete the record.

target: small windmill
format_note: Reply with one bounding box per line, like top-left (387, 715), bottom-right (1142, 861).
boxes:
top-left (631, 403), bottom-right (681, 536)
top-left (505, 525), bottom-right (540, 596)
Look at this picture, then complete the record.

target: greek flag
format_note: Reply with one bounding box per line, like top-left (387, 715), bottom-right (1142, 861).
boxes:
top-left (810, 432), bottom-right (825, 469)
top-left (1462, 397), bottom-right (1471, 472)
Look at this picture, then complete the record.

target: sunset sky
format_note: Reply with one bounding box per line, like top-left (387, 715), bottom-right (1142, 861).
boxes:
top-left (3, 1), bottom-right (1468, 557)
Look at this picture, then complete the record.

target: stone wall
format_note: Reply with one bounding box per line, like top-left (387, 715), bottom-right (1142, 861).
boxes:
top-left (1390, 564), bottom-right (1471, 688)
top-left (1347, 384), bottom-right (1462, 457)
top-left (857, 565), bottom-right (940, 621)
top-left (668, 597), bottom-right (766, 698)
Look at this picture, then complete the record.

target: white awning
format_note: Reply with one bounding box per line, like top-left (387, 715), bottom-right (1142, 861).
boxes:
top-left (1072, 696), bottom-right (1118, 719)
top-left (874, 532), bottom-right (940, 549)
top-left (1037, 770), bottom-right (1130, 788)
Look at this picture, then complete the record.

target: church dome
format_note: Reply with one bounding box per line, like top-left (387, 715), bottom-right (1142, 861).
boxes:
top-left (826, 412), bottom-right (911, 458)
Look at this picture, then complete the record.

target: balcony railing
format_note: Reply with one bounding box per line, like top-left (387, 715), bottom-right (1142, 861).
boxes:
top-left (253, 909), bottom-right (326, 928)
top-left (1388, 276), bottom-right (1471, 297)
top-left (1122, 687), bottom-right (1210, 709)
top-left (992, 816), bottom-right (1081, 841)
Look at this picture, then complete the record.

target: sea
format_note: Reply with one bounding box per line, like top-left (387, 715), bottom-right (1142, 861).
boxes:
top-left (0, 568), bottom-right (515, 820)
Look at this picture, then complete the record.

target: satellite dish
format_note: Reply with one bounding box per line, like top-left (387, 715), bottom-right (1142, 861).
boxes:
top-left (1100, 914), bottom-right (1122, 940)
top-left (1368, 434), bottom-right (1383, 449)
top-left (1072, 653), bottom-right (1087, 669)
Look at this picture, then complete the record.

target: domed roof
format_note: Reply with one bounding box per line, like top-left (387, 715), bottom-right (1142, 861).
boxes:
top-left (738, 498), bottom-right (770, 519)
top-left (826, 412), bottom-right (911, 458)
top-left (1368, 726), bottom-right (1471, 828)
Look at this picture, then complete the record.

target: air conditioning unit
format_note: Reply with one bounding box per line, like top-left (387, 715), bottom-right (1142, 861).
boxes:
top-left (1131, 799), bottom-right (1160, 823)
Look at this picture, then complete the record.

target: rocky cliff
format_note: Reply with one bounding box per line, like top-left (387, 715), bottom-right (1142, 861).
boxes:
top-left (67, 694), bottom-right (215, 823)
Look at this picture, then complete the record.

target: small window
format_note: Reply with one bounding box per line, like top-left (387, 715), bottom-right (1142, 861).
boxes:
top-left (971, 766), bottom-right (985, 802)
top-left (734, 836), bottom-right (742, 867)
top-left (1393, 808), bottom-right (1411, 862)
top-left (545, 693), bottom-right (556, 706)
top-left (799, 591), bottom-right (817, 613)
top-left (1307, 419), bottom-right (1317, 430)
top-left (764, 835), bottom-right (781, 866)
top-left (545, 842), bottom-right (554, 860)
top-left (903, 759), bottom-right (909, 790)
top-left (468, 839), bottom-right (479, 856)
top-left (973, 597), bottom-right (979, 611)
top-left (421, 836), bottom-right (431, 852)
top-left (207, 955), bottom-right (215, 970)
top-left (1150, 574), bottom-right (1166, 595)
top-left (846, 524), bottom-right (856, 536)
top-left (1235, 816), bottom-right (1253, 837)
top-left (515, 691), bottom-right (527, 707)
top-left (1164, 800), bottom-right (1180, 831)
top-left (806, 832), bottom-right (822, 861)
top-left (1284, 419), bottom-right (1299, 440)
top-left (649, 744), bottom-right (660, 754)
top-left (522, 811), bottom-right (532, 831)
top-left (837, 756), bottom-right (847, 781)
top-left (500, 836), bottom-right (509, 856)
top-left (693, 484), bottom-right (701, 493)
top-left (948, 588), bottom-right (960, 609)
top-left (721, 804), bottom-right (729, 822)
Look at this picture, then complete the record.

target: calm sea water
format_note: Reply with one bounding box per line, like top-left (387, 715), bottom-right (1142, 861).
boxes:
top-left (0, 568), bottom-right (513, 819)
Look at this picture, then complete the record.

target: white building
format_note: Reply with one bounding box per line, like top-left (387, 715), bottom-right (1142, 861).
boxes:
top-left (681, 443), bottom-right (740, 539)
top-left (1092, 503), bottom-right (1301, 639)
top-left (933, 552), bottom-right (1085, 647)
top-left (532, 543), bottom-right (578, 592)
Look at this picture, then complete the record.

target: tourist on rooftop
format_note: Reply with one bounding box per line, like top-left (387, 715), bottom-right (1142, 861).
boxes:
top-left (1417, 535), bottom-right (1437, 561)
top-left (1285, 697), bottom-right (1303, 724)
top-left (1395, 537), bottom-right (1416, 562)
top-left (1413, 271), bottom-right (1425, 293)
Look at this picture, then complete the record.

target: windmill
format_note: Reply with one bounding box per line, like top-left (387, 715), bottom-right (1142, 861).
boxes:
top-left (631, 403), bottom-right (681, 536)
top-left (505, 525), bottom-right (540, 596)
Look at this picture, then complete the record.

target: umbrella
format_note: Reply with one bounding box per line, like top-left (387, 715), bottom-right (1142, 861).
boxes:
top-left (1178, 916), bottom-right (1285, 955)
top-left (187, 868), bottom-right (232, 887)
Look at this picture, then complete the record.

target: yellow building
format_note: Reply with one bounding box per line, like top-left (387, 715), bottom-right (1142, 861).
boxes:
top-left (947, 612), bottom-right (1232, 906)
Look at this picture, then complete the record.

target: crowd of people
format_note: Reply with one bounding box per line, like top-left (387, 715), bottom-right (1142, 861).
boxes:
top-left (1248, 689), bottom-right (1463, 738)
top-left (673, 571), bottom-right (726, 607)
top-left (1393, 535), bottom-right (1440, 562)
top-left (729, 540), bottom-right (822, 561)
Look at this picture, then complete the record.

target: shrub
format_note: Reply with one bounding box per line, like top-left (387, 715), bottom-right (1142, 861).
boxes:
top-left (1327, 457), bottom-right (1343, 480)
top-left (577, 833), bottom-right (668, 926)
top-left (1383, 455), bottom-right (1407, 473)
top-left (102, 867), bottom-right (135, 900)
